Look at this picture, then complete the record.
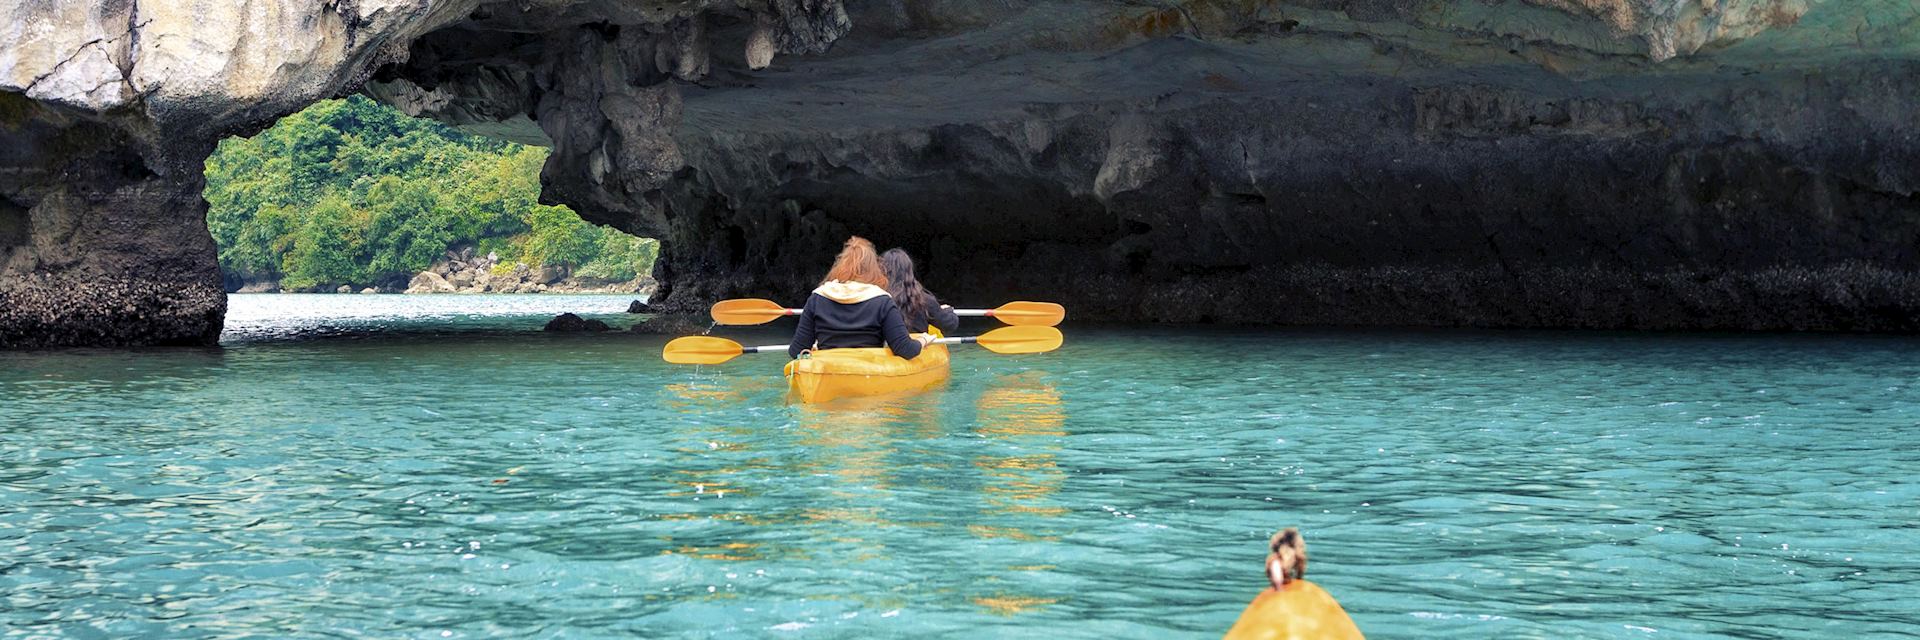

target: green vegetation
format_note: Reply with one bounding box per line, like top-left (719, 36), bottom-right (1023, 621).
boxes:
top-left (204, 95), bottom-right (656, 291)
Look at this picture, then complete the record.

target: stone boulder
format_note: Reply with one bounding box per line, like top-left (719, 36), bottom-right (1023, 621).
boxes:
top-left (543, 313), bottom-right (611, 332)
top-left (335, 285), bottom-right (353, 294)
top-left (405, 271), bottom-right (455, 294)
top-left (627, 300), bottom-right (652, 314)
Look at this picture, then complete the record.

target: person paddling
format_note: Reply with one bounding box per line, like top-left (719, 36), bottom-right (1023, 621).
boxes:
top-left (1222, 528), bottom-right (1365, 639)
top-left (880, 248), bottom-right (960, 335)
top-left (789, 237), bottom-right (932, 360)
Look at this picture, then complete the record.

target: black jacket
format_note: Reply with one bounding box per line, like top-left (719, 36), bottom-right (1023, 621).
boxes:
top-left (899, 293), bottom-right (960, 335)
top-left (788, 282), bottom-right (924, 359)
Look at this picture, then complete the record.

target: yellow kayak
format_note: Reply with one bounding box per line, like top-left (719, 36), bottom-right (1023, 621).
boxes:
top-left (1222, 581), bottom-right (1364, 640)
top-left (782, 341), bottom-right (950, 404)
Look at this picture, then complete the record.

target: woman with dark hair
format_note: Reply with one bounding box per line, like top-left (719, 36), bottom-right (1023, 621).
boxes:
top-left (788, 237), bottom-right (931, 360)
top-left (880, 248), bottom-right (960, 335)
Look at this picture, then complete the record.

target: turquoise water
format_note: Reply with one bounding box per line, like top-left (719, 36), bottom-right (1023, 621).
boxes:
top-left (3, 295), bottom-right (1918, 638)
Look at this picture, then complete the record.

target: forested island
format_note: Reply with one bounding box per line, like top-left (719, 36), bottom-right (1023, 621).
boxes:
top-left (204, 96), bottom-right (656, 294)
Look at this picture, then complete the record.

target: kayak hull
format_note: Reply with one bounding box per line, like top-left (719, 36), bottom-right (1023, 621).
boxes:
top-left (783, 343), bottom-right (951, 404)
top-left (1222, 581), bottom-right (1364, 640)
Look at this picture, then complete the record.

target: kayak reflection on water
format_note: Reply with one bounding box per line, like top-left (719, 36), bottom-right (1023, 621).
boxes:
top-left (664, 368), bottom-right (1368, 633)
top-left (967, 371), bottom-right (1068, 616)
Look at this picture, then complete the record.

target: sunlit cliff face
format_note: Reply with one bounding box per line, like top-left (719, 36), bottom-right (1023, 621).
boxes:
top-left (4, 1), bottom-right (1920, 346)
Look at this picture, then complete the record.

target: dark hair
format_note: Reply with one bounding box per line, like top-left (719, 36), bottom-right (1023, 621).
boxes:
top-left (880, 248), bottom-right (933, 323)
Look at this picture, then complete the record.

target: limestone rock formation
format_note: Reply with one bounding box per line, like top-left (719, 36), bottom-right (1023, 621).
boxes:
top-left (406, 271), bottom-right (456, 294)
top-left (5, 1), bottom-right (1920, 346)
top-left (401, 248), bottom-right (654, 294)
top-left (635, 0), bottom-right (1920, 329)
top-left (2, 0), bottom-right (846, 347)
top-left (542, 312), bottom-right (610, 332)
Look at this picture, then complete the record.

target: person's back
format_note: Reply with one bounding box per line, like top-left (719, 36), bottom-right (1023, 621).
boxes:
top-left (795, 280), bottom-right (919, 353)
top-left (901, 297), bottom-right (958, 335)
top-left (880, 248), bottom-right (959, 335)
top-left (789, 237), bottom-right (928, 360)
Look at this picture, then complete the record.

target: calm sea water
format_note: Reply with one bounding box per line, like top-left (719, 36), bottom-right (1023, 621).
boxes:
top-left (3, 294), bottom-right (1917, 639)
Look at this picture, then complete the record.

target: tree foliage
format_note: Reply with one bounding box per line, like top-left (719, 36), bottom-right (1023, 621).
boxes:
top-left (204, 95), bottom-right (657, 290)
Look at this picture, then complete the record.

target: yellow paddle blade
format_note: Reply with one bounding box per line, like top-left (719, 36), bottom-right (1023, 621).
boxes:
top-left (991, 301), bottom-right (1066, 326)
top-left (974, 325), bottom-right (1064, 354)
top-left (711, 298), bottom-right (791, 325)
top-left (663, 336), bottom-right (746, 364)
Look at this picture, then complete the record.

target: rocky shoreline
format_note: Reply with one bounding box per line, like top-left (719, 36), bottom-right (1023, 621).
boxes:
top-left (230, 249), bottom-right (657, 296)
top-left (400, 248), bottom-right (655, 295)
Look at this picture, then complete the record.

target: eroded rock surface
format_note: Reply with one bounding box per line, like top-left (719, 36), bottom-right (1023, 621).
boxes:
top-left (542, 312), bottom-right (610, 332)
top-left (1, 0), bottom-right (842, 347)
top-left (638, 0), bottom-right (1920, 329)
top-left (4, 0), bottom-right (1920, 346)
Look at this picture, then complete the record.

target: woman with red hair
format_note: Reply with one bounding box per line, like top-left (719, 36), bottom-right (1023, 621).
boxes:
top-left (788, 237), bottom-right (932, 359)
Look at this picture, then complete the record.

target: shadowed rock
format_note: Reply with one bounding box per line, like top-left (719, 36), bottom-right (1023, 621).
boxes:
top-left (543, 313), bottom-right (611, 332)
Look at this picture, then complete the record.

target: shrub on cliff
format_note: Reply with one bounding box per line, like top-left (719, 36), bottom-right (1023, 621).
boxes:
top-left (204, 95), bottom-right (656, 291)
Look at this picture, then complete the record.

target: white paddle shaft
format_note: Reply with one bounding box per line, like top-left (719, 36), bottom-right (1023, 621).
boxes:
top-left (752, 336), bottom-right (976, 354)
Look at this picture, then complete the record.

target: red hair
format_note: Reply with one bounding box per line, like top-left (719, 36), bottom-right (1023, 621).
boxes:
top-left (823, 236), bottom-right (889, 287)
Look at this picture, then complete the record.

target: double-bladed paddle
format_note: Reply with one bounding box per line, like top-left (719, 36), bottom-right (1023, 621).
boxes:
top-left (710, 298), bottom-right (1065, 327)
top-left (663, 325), bottom-right (1064, 365)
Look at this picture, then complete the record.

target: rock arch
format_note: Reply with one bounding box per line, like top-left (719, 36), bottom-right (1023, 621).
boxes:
top-left (6, 1), bottom-right (1920, 347)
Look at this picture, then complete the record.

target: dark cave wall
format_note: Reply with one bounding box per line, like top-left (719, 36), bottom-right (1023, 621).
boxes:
top-left (642, 61), bottom-right (1920, 329)
top-left (0, 95), bottom-right (225, 348)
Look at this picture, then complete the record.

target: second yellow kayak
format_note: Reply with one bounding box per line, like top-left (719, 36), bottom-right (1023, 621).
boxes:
top-left (782, 342), bottom-right (951, 404)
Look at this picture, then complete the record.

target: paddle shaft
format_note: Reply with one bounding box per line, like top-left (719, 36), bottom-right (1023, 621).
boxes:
top-left (765, 308), bottom-right (1006, 317)
top-left (742, 336), bottom-right (975, 353)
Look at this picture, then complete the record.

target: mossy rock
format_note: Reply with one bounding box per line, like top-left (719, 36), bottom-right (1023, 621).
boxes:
top-left (0, 91), bottom-right (43, 131)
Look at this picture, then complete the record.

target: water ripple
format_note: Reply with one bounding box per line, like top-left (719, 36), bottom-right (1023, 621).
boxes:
top-left (4, 310), bottom-right (1919, 638)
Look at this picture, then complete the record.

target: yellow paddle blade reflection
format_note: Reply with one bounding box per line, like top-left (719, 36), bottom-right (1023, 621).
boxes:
top-left (975, 326), bottom-right (1063, 354)
top-left (663, 336), bottom-right (746, 364)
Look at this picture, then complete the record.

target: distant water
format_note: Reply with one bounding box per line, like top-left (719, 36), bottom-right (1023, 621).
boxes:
top-left (3, 295), bottom-right (1918, 638)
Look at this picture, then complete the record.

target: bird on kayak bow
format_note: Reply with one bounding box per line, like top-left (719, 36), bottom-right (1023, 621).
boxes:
top-left (1268, 527), bottom-right (1307, 589)
top-left (1221, 528), bottom-right (1365, 640)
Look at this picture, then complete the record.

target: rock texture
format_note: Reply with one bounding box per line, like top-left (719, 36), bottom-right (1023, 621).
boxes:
top-left (397, 247), bottom-right (655, 294)
top-left (1, 0), bottom-right (840, 347)
top-left (5, 0), bottom-right (1920, 346)
top-left (542, 312), bottom-right (610, 332)
top-left (636, 0), bottom-right (1920, 330)
top-left (406, 270), bottom-right (456, 294)
top-left (0, 93), bottom-right (225, 347)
